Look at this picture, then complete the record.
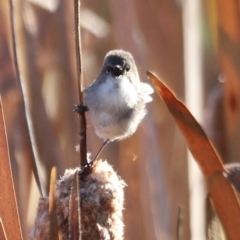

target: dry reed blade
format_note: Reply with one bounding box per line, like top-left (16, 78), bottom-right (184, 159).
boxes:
top-left (0, 219), bottom-right (7, 240)
top-left (48, 167), bottom-right (59, 240)
top-left (147, 71), bottom-right (240, 239)
top-left (0, 98), bottom-right (23, 240)
top-left (69, 171), bottom-right (81, 240)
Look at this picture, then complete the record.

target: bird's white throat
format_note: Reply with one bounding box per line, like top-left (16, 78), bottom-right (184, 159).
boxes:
top-left (97, 76), bottom-right (138, 109)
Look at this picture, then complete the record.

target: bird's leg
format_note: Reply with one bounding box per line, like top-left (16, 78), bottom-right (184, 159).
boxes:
top-left (92, 139), bottom-right (110, 162)
top-left (74, 104), bottom-right (88, 114)
top-left (79, 139), bottom-right (110, 179)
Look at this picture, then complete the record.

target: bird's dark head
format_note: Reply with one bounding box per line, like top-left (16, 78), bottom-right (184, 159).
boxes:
top-left (102, 50), bottom-right (139, 83)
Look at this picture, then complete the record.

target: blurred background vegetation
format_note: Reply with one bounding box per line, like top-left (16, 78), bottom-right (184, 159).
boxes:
top-left (1, 0), bottom-right (240, 239)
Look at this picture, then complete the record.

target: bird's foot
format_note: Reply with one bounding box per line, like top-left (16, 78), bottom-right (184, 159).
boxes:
top-left (74, 104), bottom-right (88, 114)
top-left (79, 161), bottom-right (93, 179)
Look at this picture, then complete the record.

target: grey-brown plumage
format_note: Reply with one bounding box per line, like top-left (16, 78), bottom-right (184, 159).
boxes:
top-left (84, 50), bottom-right (153, 141)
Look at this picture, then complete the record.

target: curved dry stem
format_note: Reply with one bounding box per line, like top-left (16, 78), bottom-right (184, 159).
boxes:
top-left (9, 0), bottom-right (43, 196)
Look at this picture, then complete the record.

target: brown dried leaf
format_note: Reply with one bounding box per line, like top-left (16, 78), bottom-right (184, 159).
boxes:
top-left (0, 99), bottom-right (23, 240)
top-left (147, 71), bottom-right (240, 239)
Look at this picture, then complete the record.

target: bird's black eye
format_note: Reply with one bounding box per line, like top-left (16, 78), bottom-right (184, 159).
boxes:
top-left (106, 66), bottom-right (113, 73)
top-left (125, 64), bottom-right (130, 72)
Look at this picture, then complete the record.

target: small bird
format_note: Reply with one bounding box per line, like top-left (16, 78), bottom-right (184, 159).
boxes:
top-left (82, 50), bottom-right (153, 158)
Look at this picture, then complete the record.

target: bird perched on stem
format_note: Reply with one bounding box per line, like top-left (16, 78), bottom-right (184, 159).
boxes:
top-left (77, 50), bottom-right (153, 161)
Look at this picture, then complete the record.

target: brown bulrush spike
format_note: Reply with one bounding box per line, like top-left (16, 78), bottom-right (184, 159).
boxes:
top-left (30, 160), bottom-right (126, 240)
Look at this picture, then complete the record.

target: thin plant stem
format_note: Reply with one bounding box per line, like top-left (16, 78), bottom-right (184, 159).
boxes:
top-left (74, 0), bottom-right (87, 168)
